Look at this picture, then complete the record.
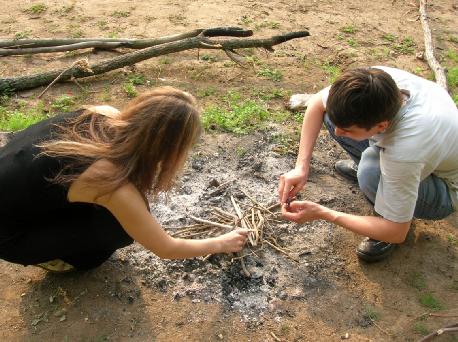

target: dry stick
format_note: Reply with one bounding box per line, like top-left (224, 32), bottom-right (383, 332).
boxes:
top-left (263, 240), bottom-right (299, 262)
top-left (189, 215), bottom-right (242, 230)
top-left (370, 319), bottom-right (392, 337)
top-left (207, 178), bottom-right (236, 196)
top-left (270, 331), bottom-right (282, 342)
top-left (419, 323), bottom-right (458, 342)
top-left (37, 59), bottom-right (92, 98)
top-left (0, 29), bottom-right (309, 93)
top-left (211, 207), bottom-right (238, 220)
top-left (419, 0), bottom-right (448, 90)
top-left (239, 188), bottom-right (275, 215)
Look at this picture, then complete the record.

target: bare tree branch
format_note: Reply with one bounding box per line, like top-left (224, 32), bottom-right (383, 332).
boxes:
top-left (0, 28), bottom-right (309, 94)
top-left (419, 0), bottom-right (448, 90)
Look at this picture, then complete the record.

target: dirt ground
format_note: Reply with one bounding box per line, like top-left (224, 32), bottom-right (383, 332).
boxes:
top-left (1, 0), bottom-right (458, 341)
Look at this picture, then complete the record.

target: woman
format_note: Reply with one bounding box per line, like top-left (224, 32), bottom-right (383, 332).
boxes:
top-left (0, 87), bottom-right (248, 272)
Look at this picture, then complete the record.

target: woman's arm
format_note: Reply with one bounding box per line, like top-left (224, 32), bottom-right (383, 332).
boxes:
top-left (68, 160), bottom-right (248, 259)
top-left (100, 183), bottom-right (248, 259)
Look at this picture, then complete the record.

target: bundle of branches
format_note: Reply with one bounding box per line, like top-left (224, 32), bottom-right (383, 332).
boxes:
top-left (0, 26), bottom-right (309, 94)
top-left (168, 188), bottom-right (301, 277)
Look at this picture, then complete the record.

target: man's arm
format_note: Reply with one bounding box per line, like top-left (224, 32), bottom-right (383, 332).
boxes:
top-left (278, 92), bottom-right (327, 203)
top-left (282, 201), bottom-right (411, 243)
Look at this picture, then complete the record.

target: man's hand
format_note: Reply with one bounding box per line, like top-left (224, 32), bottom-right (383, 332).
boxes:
top-left (281, 200), bottom-right (324, 224)
top-left (278, 167), bottom-right (309, 204)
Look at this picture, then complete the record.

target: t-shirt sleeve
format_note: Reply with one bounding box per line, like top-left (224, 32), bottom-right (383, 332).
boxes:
top-left (374, 156), bottom-right (423, 222)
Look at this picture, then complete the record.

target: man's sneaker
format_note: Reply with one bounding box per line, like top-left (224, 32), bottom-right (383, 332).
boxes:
top-left (356, 237), bottom-right (395, 262)
top-left (36, 259), bottom-right (75, 273)
top-left (335, 159), bottom-right (358, 182)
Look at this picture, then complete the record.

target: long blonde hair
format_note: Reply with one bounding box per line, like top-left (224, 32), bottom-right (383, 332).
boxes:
top-left (40, 87), bottom-right (201, 196)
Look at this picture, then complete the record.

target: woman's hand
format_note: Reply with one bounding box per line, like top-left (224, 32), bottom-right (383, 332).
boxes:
top-left (281, 200), bottom-right (325, 224)
top-left (215, 229), bottom-right (249, 253)
top-left (278, 166), bottom-right (309, 204)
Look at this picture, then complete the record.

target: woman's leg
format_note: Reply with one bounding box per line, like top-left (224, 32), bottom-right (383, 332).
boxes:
top-left (0, 204), bottom-right (133, 270)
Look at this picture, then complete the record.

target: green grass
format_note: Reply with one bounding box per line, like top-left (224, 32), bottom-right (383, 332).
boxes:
top-left (111, 10), bottom-right (130, 18)
top-left (414, 322), bottom-right (430, 336)
top-left (202, 91), bottom-right (295, 134)
top-left (123, 82), bottom-right (138, 98)
top-left (446, 49), bottom-right (458, 63)
top-left (321, 61), bottom-right (341, 83)
top-left (382, 33), bottom-right (396, 42)
top-left (200, 54), bottom-right (217, 62)
top-left (446, 67), bottom-right (458, 87)
top-left (340, 25), bottom-right (357, 34)
top-left (127, 74), bottom-right (146, 86)
top-left (419, 293), bottom-right (443, 311)
top-left (453, 94), bottom-right (458, 105)
top-left (394, 37), bottom-right (416, 54)
top-left (196, 86), bottom-right (217, 98)
top-left (51, 95), bottom-right (75, 112)
top-left (257, 67), bottom-right (283, 82)
top-left (363, 305), bottom-right (380, 321)
top-left (407, 272), bottom-right (427, 290)
top-left (25, 3), bottom-right (47, 14)
top-left (0, 103), bottom-right (48, 131)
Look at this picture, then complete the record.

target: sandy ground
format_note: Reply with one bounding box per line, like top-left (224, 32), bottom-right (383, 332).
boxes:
top-left (0, 0), bottom-right (457, 341)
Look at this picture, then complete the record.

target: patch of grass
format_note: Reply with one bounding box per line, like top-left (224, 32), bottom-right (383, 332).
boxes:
top-left (202, 92), bottom-right (269, 134)
top-left (257, 67), bottom-right (283, 82)
top-left (447, 234), bottom-right (458, 246)
top-left (123, 82), bottom-right (138, 98)
top-left (200, 54), bottom-right (217, 62)
top-left (127, 74), bottom-right (146, 86)
top-left (97, 20), bottom-right (109, 30)
top-left (255, 21), bottom-right (281, 30)
top-left (321, 61), bottom-right (341, 83)
top-left (111, 10), bottom-right (130, 18)
top-left (25, 3), bottom-right (47, 15)
top-left (453, 94), bottom-right (458, 106)
top-left (159, 57), bottom-right (171, 65)
top-left (340, 25), bottom-right (357, 34)
top-left (51, 95), bottom-right (75, 112)
top-left (446, 67), bottom-right (458, 87)
top-left (252, 88), bottom-right (290, 101)
top-left (239, 15), bottom-right (253, 26)
top-left (407, 272), bottom-right (427, 290)
top-left (0, 102), bottom-right (48, 131)
top-left (414, 322), bottom-right (430, 336)
top-left (15, 30), bottom-right (32, 40)
top-left (449, 35), bottom-right (458, 44)
top-left (363, 305), bottom-right (380, 321)
top-left (347, 38), bottom-right (357, 47)
top-left (394, 37), bottom-right (416, 54)
top-left (418, 293), bottom-right (443, 311)
top-left (196, 86), bottom-right (217, 98)
top-left (446, 49), bottom-right (458, 63)
top-left (382, 33), bottom-right (396, 42)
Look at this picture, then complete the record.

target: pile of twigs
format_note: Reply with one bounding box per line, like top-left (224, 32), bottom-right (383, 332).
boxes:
top-left (167, 188), bottom-right (300, 277)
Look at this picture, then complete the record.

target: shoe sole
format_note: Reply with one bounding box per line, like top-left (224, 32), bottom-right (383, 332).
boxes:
top-left (334, 167), bottom-right (358, 183)
top-left (356, 247), bottom-right (395, 263)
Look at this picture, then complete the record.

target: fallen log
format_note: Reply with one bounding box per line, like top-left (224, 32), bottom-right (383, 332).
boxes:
top-left (0, 27), bottom-right (309, 94)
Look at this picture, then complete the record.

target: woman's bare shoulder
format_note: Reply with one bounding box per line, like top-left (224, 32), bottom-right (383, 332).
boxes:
top-left (67, 159), bottom-right (127, 204)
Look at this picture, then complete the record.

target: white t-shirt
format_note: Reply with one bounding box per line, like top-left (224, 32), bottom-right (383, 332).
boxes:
top-left (321, 66), bottom-right (458, 222)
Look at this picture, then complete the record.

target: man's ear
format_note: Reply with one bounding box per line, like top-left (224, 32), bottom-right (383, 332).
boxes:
top-left (376, 120), bottom-right (389, 133)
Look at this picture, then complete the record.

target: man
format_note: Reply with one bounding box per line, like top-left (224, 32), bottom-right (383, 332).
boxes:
top-left (279, 66), bottom-right (458, 262)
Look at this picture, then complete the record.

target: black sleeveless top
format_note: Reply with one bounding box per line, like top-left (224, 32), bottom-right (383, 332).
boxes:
top-left (0, 111), bottom-right (87, 222)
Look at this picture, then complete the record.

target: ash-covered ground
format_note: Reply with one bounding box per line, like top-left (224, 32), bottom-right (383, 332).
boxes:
top-left (116, 129), bottom-right (361, 324)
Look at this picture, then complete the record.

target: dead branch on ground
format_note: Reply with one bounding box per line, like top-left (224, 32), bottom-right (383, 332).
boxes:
top-left (0, 27), bottom-right (309, 94)
top-left (418, 322), bottom-right (458, 342)
top-left (419, 0), bottom-right (448, 90)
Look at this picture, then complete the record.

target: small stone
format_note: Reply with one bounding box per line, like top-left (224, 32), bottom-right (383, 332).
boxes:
top-left (217, 333), bottom-right (224, 340)
top-left (341, 332), bottom-right (350, 339)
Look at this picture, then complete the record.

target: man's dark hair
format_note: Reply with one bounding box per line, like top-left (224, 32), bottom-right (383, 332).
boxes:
top-left (327, 68), bottom-right (402, 130)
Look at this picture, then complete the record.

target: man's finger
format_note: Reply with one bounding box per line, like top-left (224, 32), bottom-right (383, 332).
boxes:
top-left (278, 176), bottom-right (285, 200)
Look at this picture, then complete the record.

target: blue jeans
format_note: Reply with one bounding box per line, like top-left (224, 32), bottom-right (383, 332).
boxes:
top-left (323, 114), bottom-right (455, 220)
